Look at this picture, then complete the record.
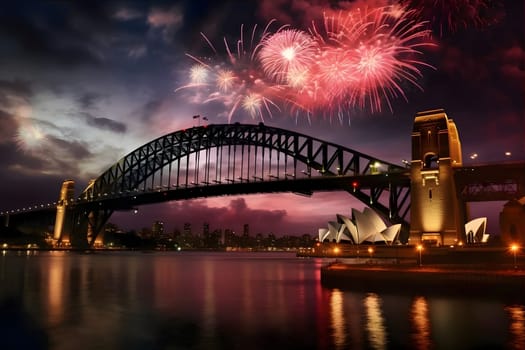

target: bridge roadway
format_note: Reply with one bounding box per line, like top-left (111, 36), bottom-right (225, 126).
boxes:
top-left (81, 171), bottom-right (411, 210)
top-left (455, 161), bottom-right (525, 201)
top-left (0, 119), bottom-right (523, 247)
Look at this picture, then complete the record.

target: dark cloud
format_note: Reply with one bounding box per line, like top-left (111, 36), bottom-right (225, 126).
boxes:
top-left (137, 99), bottom-right (164, 121)
top-left (257, 0), bottom-right (329, 28)
top-left (0, 110), bottom-right (17, 142)
top-left (0, 15), bottom-right (102, 67)
top-left (77, 92), bottom-right (104, 110)
top-left (0, 80), bottom-right (33, 104)
top-left (46, 136), bottom-right (92, 161)
top-left (0, 1), bottom-right (147, 68)
top-left (112, 197), bottom-right (289, 234)
top-left (84, 113), bottom-right (127, 133)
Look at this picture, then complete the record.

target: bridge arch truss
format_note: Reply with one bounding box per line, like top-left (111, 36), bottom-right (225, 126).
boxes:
top-left (74, 123), bottom-right (410, 245)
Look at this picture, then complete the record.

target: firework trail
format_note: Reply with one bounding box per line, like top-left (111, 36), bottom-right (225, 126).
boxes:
top-left (177, 3), bottom-right (435, 122)
top-left (176, 21), bottom-right (288, 122)
top-left (300, 4), bottom-right (435, 114)
top-left (257, 28), bottom-right (319, 85)
top-left (343, 5), bottom-right (435, 113)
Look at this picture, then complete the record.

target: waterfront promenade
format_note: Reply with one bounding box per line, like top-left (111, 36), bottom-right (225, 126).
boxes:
top-left (321, 257), bottom-right (525, 299)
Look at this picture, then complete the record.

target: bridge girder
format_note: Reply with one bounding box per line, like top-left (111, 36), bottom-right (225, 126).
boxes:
top-left (71, 124), bottom-right (410, 244)
top-left (84, 123), bottom-right (406, 198)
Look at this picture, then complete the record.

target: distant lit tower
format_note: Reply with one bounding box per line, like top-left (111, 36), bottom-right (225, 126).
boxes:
top-left (203, 222), bottom-right (210, 238)
top-left (243, 224), bottom-right (249, 237)
top-left (183, 222), bottom-right (192, 236)
top-left (410, 109), bottom-right (466, 246)
top-left (152, 220), bottom-right (164, 240)
top-left (53, 180), bottom-right (75, 243)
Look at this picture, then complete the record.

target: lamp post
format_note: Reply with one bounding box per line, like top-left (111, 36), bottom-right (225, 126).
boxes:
top-left (417, 244), bottom-right (423, 267)
top-left (511, 244), bottom-right (519, 269)
top-left (368, 247), bottom-right (374, 263)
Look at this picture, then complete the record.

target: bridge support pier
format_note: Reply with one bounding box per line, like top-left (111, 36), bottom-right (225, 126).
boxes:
top-left (409, 109), bottom-right (467, 246)
top-left (53, 180), bottom-right (75, 246)
top-left (70, 207), bottom-right (113, 248)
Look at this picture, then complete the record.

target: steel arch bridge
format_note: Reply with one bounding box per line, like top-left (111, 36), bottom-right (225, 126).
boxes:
top-left (6, 123), bottom-right (412, 247)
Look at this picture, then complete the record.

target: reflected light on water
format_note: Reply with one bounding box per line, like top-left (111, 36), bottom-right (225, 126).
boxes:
top-left (330, 288), bottom-right (346, 349)
top-left (203, 259), bottom-right (216, 342)
top-left (47, 254), bottom-right (65, 325)
top-left (365, 293), bottom-right (387, 350)
top-left (411, 296), bottom-right (431, 349)
top-left (506, 305), bottom-right (525, 349)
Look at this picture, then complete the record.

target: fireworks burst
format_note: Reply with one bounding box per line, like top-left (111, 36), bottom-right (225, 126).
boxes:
top-left (307, 4), bottom-right (435, 113)
top-left (15, 123), bottom-right (46, 152)
top-left (177, 22), bottom-right (286, 122)
top-left (257, 29), bottom-right (319, 85)
top-left (177, 4), bottom-right (435, 122)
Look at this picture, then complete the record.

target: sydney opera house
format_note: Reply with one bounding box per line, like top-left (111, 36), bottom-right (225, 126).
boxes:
top-left (319, 207), bottom-right (489, 246)
top-left (319, 208), bottom-right (402, 245)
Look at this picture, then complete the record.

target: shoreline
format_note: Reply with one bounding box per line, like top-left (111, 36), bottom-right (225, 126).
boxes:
top-left (321, 261), bottom-right (525, 300)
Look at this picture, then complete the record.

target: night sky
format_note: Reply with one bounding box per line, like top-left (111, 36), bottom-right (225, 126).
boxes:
top-left (0, 0), bottom-right (523, 236)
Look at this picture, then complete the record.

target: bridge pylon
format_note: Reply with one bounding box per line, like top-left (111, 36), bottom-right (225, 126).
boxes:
top-left (53, 179), bottom-right (75, 245)
top-left (409, 109), bottom-right (467, 246)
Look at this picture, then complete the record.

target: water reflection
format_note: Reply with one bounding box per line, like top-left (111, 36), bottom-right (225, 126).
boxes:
top-left (411, 296), bottom-right (431, 349)
top-left (0, 251), bottom-right (524, 349)
top-left (330, 288), bottom-right (346, 349)
top-left (506, 305), bottom-right (525, 349)
top-left (47, 253), bottom-right (65, 325)
top-left (364, 293), bottom-right (387, 350)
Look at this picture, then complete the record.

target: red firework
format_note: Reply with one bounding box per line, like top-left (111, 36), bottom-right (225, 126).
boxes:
top-left (258, 28), bottom-right (319, 85)
top-left (177, 21), bottom-right (286, 122)
top-left (307, 4), bottom-right (435, 113)
top-left (177, 4), bottom-right (435, 122)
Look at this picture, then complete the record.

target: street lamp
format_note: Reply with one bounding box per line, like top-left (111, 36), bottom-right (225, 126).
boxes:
top-left (333, 245), bottom-right (340, 263)
top-left (417, 244), bottom-right (423, 267)
top-left (510, 244), bottom-right (519, 269)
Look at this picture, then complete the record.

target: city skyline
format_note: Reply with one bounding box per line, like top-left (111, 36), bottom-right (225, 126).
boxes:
top-left (0, 0), bottom-right (523, 237)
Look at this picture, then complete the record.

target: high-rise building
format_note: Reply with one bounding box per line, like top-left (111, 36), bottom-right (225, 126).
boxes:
top-left (183, 222), bottom-right (191, 236)
top-left (152, 221), bottom-right (164, 239)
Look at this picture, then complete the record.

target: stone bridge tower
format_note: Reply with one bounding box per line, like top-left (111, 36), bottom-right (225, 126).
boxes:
top-left (53, 179), bottom-right (75, 244)
top-left (410, 109), bottom-right (466, 246)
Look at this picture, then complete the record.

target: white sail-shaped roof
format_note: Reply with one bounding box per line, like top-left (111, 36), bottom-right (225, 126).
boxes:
top-left (363, 207), bottom-right (387, 233)
top-left (320, 208), bottom-right (402, 245)
top-left (337, 214), bottom-right (358, 244)
top-left (464, 217), bottom-right (488, 243)
top-left (318, 228), bottom-right (330, 242)
top-left (381, 224), bottom-right (401, 244)
top-left (352, 209), bottom-right (376, 243)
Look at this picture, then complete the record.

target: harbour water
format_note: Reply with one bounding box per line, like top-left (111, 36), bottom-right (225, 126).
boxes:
top-left (0, 250), bottom-right (523, 349)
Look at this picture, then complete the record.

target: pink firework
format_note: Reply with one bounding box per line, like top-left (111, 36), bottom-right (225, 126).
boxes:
top-left (401, 0), bottom-right (503, 36)
top-left (177, 22), bottom-right (286, 122)
top-left (307, 4), bottom-right (435, 113)
top-left (258, 29), bottom-right (319, 85)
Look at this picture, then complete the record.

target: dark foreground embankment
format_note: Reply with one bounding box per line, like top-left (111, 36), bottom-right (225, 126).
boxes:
top-left (321, 263), bottom-right (525, 300)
